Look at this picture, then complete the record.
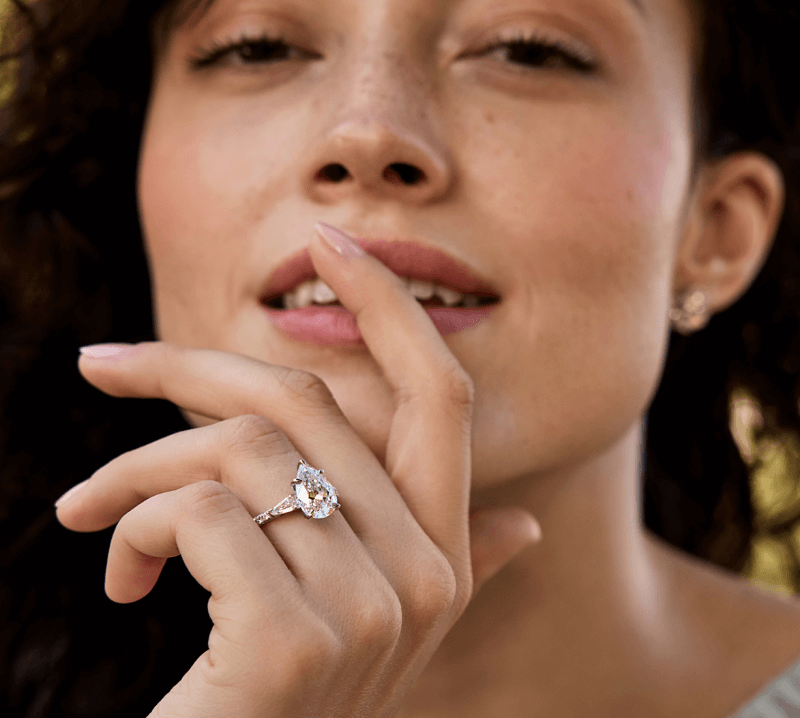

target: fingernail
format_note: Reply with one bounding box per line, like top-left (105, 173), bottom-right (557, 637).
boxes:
top-left (79, 343), bottom-right (133, 358)
top-left (55, 479), bottom-right (89, 508)
top-left (315, 223), bottom-right (364, 258)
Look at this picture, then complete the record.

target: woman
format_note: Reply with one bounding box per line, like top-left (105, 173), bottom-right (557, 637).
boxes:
top-left (2, 0), bottom-right (800, 715)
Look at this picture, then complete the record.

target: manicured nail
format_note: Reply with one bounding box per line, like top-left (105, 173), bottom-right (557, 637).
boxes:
top-left (79, 343), bottom-right (133, 358)
top-left (315, 222), bottom-right (364, 258)
top-left (55, 479), bottom-right (89, 508)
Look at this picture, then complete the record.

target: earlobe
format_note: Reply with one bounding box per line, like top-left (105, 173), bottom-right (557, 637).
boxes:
top-left (673, 151), bottom-right (785, 316)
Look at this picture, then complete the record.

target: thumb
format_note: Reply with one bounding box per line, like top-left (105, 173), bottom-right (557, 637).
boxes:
top-left (469, 507), bottom-right (541, 595)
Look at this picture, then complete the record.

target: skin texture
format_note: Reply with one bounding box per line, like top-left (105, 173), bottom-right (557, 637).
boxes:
top-left (56, 0), bottom-right (799, 715)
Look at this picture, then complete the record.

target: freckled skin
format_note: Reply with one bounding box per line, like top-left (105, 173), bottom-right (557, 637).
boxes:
top-left (139, 0), bottom-right (689, 488)
top-left (137, 0), bottom-right (795, 715)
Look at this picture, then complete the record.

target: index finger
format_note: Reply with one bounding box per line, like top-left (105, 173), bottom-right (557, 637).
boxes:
top-left (308, 223), bottom-right (476, 564)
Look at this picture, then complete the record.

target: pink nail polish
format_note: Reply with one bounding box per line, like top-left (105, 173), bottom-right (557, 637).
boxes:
top-left (79, 344), bottom-right (132, 358)
top-left (55, 479), bottom-right (89, 507)
top-left (315, 223), bottom-right (364, 258)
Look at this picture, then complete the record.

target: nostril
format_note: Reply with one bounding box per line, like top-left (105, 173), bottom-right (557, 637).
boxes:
top-left (316, 164), bottom-right (349, 183)
top-left (384, 163), bottom-right (425, 186)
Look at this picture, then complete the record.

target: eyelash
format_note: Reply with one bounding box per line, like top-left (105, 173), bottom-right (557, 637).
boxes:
top-left (481, 30), bottom-right (598, 73)
top-left (190, 33), bottom-right (313, 69)
top-left (189, 30), bottom-right (598, 74)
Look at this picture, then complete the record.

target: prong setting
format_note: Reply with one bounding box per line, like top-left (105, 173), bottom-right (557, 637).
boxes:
top-left (254, 460), bottom-right (340, 524)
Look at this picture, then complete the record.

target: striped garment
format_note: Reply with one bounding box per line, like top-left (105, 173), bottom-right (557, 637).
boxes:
top-left (728, 655), bottom-right (800, 717)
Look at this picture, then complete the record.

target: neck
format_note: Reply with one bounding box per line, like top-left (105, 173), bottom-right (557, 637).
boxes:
top-left (400, 421), bottom-right (703, 717)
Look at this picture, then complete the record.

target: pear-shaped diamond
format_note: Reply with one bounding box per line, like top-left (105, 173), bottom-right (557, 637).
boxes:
top-left (292, 461), bottom-right (339, 519)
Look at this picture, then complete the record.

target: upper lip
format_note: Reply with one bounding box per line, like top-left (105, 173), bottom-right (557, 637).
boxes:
top-left (260, 237), bottom-right (502, 304)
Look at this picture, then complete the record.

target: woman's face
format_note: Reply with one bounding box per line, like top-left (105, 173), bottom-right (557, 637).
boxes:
top-left (138, 0), bottom-right (696, 490)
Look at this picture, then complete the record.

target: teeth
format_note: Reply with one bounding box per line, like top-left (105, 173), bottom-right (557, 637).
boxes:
top-left (284, 292), bottom-right (298, 309)
top-left (408, 279), bottom-right (435, 300)
top-left (282, 277), bottom-right (480, 308)
top-left (312, 279), bottom-right (337, 304)
top-left (281, 279), bottom-right (331, 309)
top-left (295, 280), bottom-right (316, 308)
top-left (435, 286), bottom-right (464, 307)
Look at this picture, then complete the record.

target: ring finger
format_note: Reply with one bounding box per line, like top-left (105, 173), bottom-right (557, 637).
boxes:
top-left (58, 413), bottom-right (387, 608)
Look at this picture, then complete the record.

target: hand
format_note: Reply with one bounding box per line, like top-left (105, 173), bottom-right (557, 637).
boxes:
top-left (55, 224), bottom-right (541, 718)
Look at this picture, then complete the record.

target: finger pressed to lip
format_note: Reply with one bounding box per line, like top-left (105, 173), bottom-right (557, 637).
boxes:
top-left (310, 225), bottom-right (466, 399)
top-left (309, 227), bottom-right (474, 568)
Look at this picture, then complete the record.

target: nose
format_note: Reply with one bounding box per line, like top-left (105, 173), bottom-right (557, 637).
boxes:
top-left (302, 59), bottom-right (453, 205)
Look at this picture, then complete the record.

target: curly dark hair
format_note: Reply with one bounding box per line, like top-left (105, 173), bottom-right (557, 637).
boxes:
top-left (1, 0), bottom-right (799, 715)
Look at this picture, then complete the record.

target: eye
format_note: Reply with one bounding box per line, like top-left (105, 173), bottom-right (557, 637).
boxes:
top-left (481, 32), bottom-right (598, 73)
top-left (190, 34), bottom-right (320, 70)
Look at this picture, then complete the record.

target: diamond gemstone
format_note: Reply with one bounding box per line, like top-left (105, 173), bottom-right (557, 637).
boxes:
top-left (293, 461), bottom-right (338, 519)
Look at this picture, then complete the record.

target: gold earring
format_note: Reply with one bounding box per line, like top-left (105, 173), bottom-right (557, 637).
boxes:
top-left (669, 288), bottom-right (710, 335)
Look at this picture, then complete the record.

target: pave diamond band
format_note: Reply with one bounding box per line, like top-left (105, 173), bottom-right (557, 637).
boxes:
top-left (254, 460), bottom-right (340, 526)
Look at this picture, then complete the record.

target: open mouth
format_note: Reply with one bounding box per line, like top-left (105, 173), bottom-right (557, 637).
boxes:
top-left (264, 277), bottom-right (501, 310)
top-left (259, 237), bottom-right (502, 345)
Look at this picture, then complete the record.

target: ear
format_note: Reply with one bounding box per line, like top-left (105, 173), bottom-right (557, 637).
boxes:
top-left (673, 152), bottom-right (785, 314)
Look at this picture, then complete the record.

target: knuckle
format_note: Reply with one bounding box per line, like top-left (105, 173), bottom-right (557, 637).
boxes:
top-left (439, 364), bottom-right (475, 411)
top-left (114, 503), bottom-right (139, 535)
top-left (272, 619), bottom-right (340, 685)
top-left (350, 585), bottom-right (403, 651)
top-left (179, 480), bottom-right (240, 522)
top-left (404, 552), bottom-right (458, 626)
top-left (398, 362), bottom-right (474, 421)
top-left (220, 414), bottom-right (292, 460)
top-left (275, 367), bottom-right (339, 412)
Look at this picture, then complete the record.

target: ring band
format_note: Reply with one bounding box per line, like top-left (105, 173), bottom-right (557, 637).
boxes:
top-left (254, 460), bottom-right (340, 525)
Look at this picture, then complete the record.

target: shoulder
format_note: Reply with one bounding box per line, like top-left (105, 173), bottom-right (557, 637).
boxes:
top-left (647, 534), bottom-right (800, 717)
top-left (715, 591), bottom-right (800, 717)
top-left (648, 532), bottom-right (800, 647)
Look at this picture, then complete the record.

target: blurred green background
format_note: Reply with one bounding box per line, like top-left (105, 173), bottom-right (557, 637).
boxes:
top-left (730, 389), bottom-right (800, 597)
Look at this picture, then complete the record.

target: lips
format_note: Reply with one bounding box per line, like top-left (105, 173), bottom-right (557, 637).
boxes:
top-left (261, 239), bottom-right (500, 302)
top-left (260, 237), bottom-right (501, 346)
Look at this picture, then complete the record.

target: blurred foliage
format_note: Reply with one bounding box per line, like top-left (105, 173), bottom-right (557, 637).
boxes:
top-left (731, 388), bottom-right (800, 595)
top-left (0, 0), bottom-right (15, 106)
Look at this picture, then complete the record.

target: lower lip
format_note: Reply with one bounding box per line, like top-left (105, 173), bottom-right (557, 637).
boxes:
top-left (264, 304), bottom-right (496, 346)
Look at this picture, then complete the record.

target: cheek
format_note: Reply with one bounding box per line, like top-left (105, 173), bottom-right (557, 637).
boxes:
top-left (137, 95), bottom-right (223, 292)
top-left (554, 125), bottom-right (684, 303)
top-left (136, 83), bottom-right (300, 335)
top-left (138, 96), bottom-right (254, 257)
top-left (489, 105), bottom-right (689, 324)
top-left (465, 112), bottom-right (689, 483)
top-left (138, 119), bottom-right (232, 338)
top-left (139, 83), bottom-right (304, 208)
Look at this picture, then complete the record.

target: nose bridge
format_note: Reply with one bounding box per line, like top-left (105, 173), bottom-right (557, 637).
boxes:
top-left (303, 38), bottom-right (452, 203)
top-left (332, 48), bottom-right (428, 149)
top-left (348, 43), bottom-right (429, 116)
